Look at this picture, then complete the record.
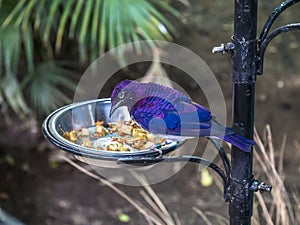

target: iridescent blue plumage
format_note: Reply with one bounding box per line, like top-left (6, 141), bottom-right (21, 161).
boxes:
top-left (110, 79), bottom-right (255, 152)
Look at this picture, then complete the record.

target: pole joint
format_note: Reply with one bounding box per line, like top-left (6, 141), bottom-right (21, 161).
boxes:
top-left (231, 36), bottom-right (258, 83)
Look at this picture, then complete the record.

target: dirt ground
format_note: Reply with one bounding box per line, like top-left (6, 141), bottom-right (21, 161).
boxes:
top-left (1, 0), bottom-right (300, 224)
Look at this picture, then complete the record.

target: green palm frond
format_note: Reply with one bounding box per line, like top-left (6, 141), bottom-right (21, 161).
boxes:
top-left (0, 25), bottom-right (31, 116)
top-left (70, 0), bottom-right (180, 61)
top-left (2, 0), bottom-right (180, 62)
top-left (25, 62), bottom-right (77, 115)
top-left (1, 74), bottom-right (31, 116)
top-left (0, 0), bottom-right (183, 117)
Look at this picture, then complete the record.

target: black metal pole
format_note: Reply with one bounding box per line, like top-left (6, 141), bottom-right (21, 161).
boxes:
top-left (230, 0), bottom-right (257, 224)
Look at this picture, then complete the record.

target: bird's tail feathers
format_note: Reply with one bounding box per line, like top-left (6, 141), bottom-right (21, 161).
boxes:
top-left (210, 122), bottom-right (255, 152)
top-left (223, 132), bottom-right (255, 152)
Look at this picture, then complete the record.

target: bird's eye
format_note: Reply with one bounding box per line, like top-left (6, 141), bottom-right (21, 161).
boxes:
top-left (118, 90), bottom-right (125, 99)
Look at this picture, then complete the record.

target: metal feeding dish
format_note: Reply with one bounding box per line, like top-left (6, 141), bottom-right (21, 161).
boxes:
top-left (42, 98), bottom-right (234, 201)
top-left (42, 98), bottom-right (181, 161)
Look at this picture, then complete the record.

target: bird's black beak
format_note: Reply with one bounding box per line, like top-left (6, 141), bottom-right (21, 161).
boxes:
top-left (109, 104), bottom-right (117, 118)
top-left (109, 100), bottom-right (123, 117)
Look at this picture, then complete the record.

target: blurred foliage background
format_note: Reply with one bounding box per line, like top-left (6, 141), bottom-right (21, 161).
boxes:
top-left (1, 0), bottom-right (300, 224)
top-left (0, 0), bottom-right (184, 120)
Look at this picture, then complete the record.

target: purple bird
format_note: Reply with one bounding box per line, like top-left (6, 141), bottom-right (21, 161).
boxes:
top-left (110, 79), bottom-right (255, 152)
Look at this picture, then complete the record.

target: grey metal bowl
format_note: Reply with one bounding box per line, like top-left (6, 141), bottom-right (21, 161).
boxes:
top-left (42, 98), bottom-right (180, 161)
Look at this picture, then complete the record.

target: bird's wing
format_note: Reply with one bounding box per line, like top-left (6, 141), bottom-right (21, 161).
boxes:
top-left (131, 97), bottom-right (212, 136)
top-left (162, 100), bottom-right (212, 136)
top-left (143, 82), bottom-right (191, 103)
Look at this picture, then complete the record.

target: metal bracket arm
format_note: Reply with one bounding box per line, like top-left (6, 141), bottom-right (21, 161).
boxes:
top-left (118, 155), bottom-right (231, 202)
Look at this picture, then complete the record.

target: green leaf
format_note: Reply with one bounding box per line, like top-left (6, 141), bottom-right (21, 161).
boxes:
top-left (55, 0), bottom-right (76, 53)
top-left (152, 0), bottom-right (182, 20)
top-left (200, 169), bottom-right (214, 187)
top-left (50, 161), bottom-right (59, 169)
top-left (115, 3), bottom-right (124, 48)
top-left (69, 0), bottom-right (84, 38)
top-left (79, 0), bottom-right (93, 62)
top-left (3, 28), bottom-right (20, 73)
top-left (43, 0), bottom-right (62, 44)
top-left (90, 0), bottom-right (101, 60)
top-left (2, 75), bottom-right (30, 116)
top-left (33, 0), bottom-right (45, 30)
top-left (15, 0), bottom-right (36, 27)
top-left (99, 0), bottom-right (108, 54)
top-left (26, 62), bottom-right (77, 115)
top-left (1, 0), bottom-right (26, 27)
top-left (20, 0), bottom-right (36, 30)
top-left (118, 213), bottom-right (130, 223)
top-left (23, 26), bottom-right (34, 73)
top-left (107, 0), bottom-right (116, 50)
top-left (5, 155), bottom-right (15, 166)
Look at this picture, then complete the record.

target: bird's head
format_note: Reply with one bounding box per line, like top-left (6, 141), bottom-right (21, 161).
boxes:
top-left (109, 79), bottom-right (137, 117)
